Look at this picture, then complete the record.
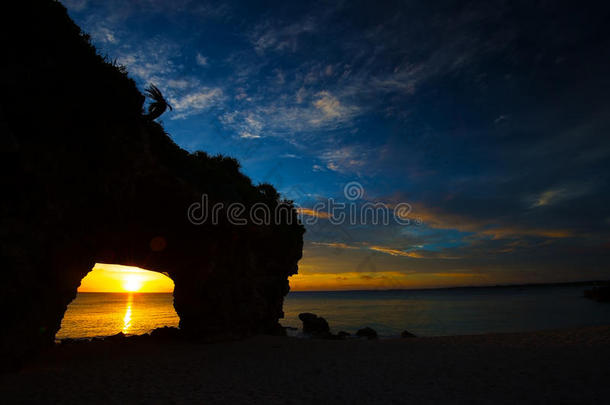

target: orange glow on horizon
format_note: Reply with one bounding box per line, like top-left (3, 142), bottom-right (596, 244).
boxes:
top-left (78, 263), bottom-right (174, 293)
top-left (288, 270), bottom-right (487, 291)
top-left (80, 264), bottom-right (487, 293)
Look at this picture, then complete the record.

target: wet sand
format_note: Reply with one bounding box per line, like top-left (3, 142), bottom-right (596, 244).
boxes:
top-left (3, 326), bottom-right (610, 404)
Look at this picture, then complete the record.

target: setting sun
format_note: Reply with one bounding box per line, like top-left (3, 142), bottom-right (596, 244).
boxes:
top-left (78, 263), bottom-right (175, 293)
top-left (122, 275), bottom-right (143, 292)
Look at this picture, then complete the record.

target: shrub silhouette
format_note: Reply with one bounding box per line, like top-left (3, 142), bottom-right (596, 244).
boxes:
top-left (144, 84), bottom-right (173, 121)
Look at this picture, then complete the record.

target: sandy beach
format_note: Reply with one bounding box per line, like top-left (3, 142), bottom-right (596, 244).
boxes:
top-left (3, 325), bottom-right (610, 404)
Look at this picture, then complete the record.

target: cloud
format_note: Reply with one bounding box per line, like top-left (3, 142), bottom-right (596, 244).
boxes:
top-left (295, 87), bottom-right (307, 103)
top-left (220, 111), bottom-right (238, 124)
top-left (308, 241), bottom-right (454, 259)
top-left (289, 270), bottom-right (485, 291)
top-left (115, 38), bottom-right (182, 82)
top-left (251, 18), bottom-right (317, 54)
top-left (371, 63), bottom-right (425, 94)
top-left (311, 91), bottom-right (358, 123)
top-left (311, 242), bottom-right (359, 249)
top-left (319, 146), bottom-right (367, 173)
top-left (367, 245), bottom-right (460, 259)
top-left (297, 208), bottom-right (330, 219)
top-left (89, 25), bottom-right (118, 44)
top-left (166, 78), bottom-right (194, 89)
top-left (529, 184), bottom-right (592, 208)
top-left (245, 114), bottom-right (263, 133)
top-left (531, 188), bottom-right (568, 207)
top-left (169, 88), bottom-right (223, 119)
top-left (196, 52), bottom-right (208, 66)
top-left (368, 246), bottom-right (414, 257)
top-left (404, 202), bottom-right (574, 240)
top-left (265, 93), bottom-right (359, 132)
top-left (218, 91), bottom-right (359, 141)
top-left (220, 111), bottom-right (266, 138)
top-left (239, 132), bottom-right (261, 139)
top-left (494, 115), bottom-right (508, 124)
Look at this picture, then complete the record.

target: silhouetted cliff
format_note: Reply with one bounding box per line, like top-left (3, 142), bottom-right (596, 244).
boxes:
top-left (0, 0), bottom-right (304, 369)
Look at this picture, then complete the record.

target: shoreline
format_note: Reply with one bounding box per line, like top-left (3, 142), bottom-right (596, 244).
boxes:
top-left (55, 321), bottom-right (610, 342)
top-left (5, 325), bottom-right (610, 403)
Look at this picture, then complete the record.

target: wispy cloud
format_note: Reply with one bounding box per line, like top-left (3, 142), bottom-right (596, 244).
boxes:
top-left (311, 91), bottom-right (359, 124)
top-left (169, 88), bottom-right (224, 119)
top-left (319, 146), bottom-right (367, 173)
top-left (310, 242), bottom-right (358, 249)
top-left (405, 202), bottom-right (574, 240)
top-left (297, 208), bottom-right (331, 219)
top-left (196, 52), bottom-right (208, 66)
top-left (529, 183), bottom-right (593, 208)
top-left (166, 78), bottom-right (196, 89)
top-left (218, 90), bottom-right (359, 140)
top-left (368, 246), bottom-right (415, 257)
top-left (239, 131), bottom-right (261, 139)
top-left (115, 38), bottom-right (182, 82)
top-left (251, 17), bottom-right (317, 54)
top-left (89, 24), bottom-right (118, 44)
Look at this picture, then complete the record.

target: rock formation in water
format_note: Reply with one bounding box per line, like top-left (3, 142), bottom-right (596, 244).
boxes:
top-left (356, 327), bottom-right (378, 339)
top-left (401, 330), bottom-right (417, 338)
top-left (298, 313), bottom-right (331, 337)
top-left (584, 286), bottom-right (610, 302)
top-left (0, 1), bottom-right (304, 369)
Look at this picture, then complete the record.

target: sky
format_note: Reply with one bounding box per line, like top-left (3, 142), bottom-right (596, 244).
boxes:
top-left (64, 0), bottom-right (610, 291)
top-left (79, 264), bottom-right (174, 292)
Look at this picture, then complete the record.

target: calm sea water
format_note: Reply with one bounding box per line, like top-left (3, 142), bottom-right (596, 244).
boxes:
top-left (57, 284), bottom-right (610, 339)
top-left (56, 293), bottom-right (180, 340)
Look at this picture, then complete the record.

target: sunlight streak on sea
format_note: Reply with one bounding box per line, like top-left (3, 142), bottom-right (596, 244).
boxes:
top-left (56, 293), bottom-right (179, 340)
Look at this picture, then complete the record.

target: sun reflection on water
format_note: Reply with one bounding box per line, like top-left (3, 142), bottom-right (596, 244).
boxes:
top-left (122, 293), bottom-right (133, 334)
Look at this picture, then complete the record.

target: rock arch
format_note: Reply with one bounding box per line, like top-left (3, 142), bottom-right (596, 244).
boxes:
top-left (1, 1), bottom-right (304, 369)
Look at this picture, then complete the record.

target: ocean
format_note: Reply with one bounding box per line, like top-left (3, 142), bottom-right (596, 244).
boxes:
top-left (56, 292), bottom-right (180, 340)
top-left (57, 284), bottom-right (610, 340)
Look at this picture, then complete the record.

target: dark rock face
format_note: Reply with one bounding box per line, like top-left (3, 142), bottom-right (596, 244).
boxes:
top-left (356, 327), bottom-right (378, 339)
top-left (298, 313), bottom-right (330, 336)
top-left (0, 1), bottom-right (304, 368)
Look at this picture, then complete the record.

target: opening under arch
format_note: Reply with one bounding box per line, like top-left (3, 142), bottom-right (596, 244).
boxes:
top-left (56, 263), bottom-right (179, 340)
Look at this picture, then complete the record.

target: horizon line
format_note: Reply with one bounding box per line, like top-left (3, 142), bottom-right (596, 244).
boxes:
top-left (78, 279), bottom-right (608, 294)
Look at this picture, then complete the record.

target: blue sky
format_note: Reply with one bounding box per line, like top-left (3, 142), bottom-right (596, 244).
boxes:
top-left (63, 0), bottom-right (610, 289)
